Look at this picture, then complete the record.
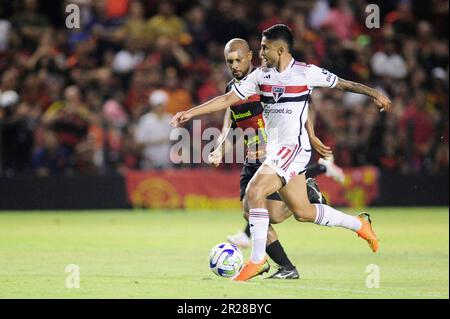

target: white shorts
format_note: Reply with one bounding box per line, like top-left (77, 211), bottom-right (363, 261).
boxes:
top-left (263, 144), bottom-right (311, 185)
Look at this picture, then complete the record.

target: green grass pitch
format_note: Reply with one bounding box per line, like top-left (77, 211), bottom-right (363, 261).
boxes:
top-left (0, 208), bottom-right (448, 299)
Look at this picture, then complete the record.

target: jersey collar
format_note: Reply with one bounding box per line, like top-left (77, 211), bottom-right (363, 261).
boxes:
top-left (275, 58), bottom-right (295, 74)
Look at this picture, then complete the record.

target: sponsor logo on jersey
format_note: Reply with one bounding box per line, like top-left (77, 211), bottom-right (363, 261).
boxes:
top-left (232, 109), bottom-right (252, 120)
top-left (263, 108), bottom-right (293, 115)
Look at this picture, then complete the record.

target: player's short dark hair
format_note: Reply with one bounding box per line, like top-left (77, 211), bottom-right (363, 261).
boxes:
top-left (262, 24), bottom-right (294, 52)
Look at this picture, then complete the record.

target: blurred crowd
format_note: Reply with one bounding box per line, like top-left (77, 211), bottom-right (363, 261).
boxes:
top-left (0, 0), bottom-right (448, 177)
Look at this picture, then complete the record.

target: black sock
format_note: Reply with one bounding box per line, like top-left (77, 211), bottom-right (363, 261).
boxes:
top-left (266, 240), bottom-right (295, 269)
top-left (305, 163), bottom-right (327, 179)
top-left (244, 222), bottom-right (251, 238)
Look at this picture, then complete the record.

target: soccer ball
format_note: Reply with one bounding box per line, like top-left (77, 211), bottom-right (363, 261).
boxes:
top-left (209, 243), bottom-right (243, 277)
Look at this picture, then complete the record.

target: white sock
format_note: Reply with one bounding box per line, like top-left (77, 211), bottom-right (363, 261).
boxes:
top-left (249, 208), bottom-right (269, 264)
top-left (314, 204), bottom-right (362, 231)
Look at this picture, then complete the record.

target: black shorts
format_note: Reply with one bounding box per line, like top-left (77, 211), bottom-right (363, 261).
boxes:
top-left (240, 159), bottom-right (282, 202)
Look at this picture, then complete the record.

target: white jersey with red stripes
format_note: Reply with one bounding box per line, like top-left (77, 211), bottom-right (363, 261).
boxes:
top-left (231, 58), bottom-right (338, 182)
top-left (231, 58), bottom-right (337, 151)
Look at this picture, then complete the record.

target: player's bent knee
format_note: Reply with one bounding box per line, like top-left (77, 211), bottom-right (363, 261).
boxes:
top-left (294, 215), bottom-right (309, 222)
top-left (270, 208), bottom-right (292, 224)
top-left (291, 207), bottom-right (309, 221)
top-left (292, 204), bottom-right (316, 222)
top-left (245, 184), bottom-right (264, 205)
top-left (269, 214), bottom-right (283, 224)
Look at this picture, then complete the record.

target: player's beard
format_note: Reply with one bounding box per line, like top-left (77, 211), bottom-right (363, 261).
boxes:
top-left (234, 66), bottom-right (251, 80)
top-left (233, 71), bottom-right (244, 79)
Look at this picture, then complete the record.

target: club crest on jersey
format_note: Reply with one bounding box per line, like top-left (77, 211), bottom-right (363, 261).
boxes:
top-left (271, 86), bottom-right (285, 102)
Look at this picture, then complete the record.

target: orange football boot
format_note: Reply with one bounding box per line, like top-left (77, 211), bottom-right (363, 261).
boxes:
top-left (231, 258), bottom-right (270, 282)
top-left (356, 212), bottom-right (379, 253)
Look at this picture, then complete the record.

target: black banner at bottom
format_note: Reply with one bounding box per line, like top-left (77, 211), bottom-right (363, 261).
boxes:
top-left (0, 299), bottom-right (446, 317)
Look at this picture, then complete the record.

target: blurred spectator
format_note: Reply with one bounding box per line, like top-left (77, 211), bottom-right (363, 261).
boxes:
top-left (83, 0), bottom-right (125, 54)
top-left (134, 90), bottom-right (173, 169)
top-left (207, 0), bottom-right (253, 44)
top-left (0, 16), bottom-right (11, 52)
top-left (0, 0), bottom-right (447, 176)
top-left (105, 0), bottom-right (130, 19)
top-left (319, 0), bottom-right (359, 41)
top-left (10, 0), bottom-right (50, 51)
top-left (32, 129), bottom-right (71, 176)
top-left (147, 35), bottom-right (192, 74)
top-left (87, 98), bottom-right (129, 174)
top-left (146, 1), bottom-right (187, 44)
top-left (384, 0), bottom-right (417, 37)
top-left (25, 30), bottom-right (66, 74)
top-left (164, 68), bottom-right (192, 115)
top-left (258, 1), bottom-right (283, 32)
top-left (185, 6), bottom-right (211, 56)
top-left (0, 90), bottom-right (34, 175)
top-left (379, 132), bottom-right (403, 171)
top-left (115, 0), bottom-right (152, 49)
top-left (0, 90), bottom-right (19, 109)
top-left (112, 38), bottom-right (145, 75)
top-left (125, 68), bottom-right (155, 120)
top-left (371, 38), bottom-right (408, 79)
top-left (309, 0), bottom-right (330, 30)
top-left (42, 86), bottom-right (91, 160)
top-left (399, 92), bottom-right (436, 173)
top-left (432, 143), bottom-right (449, 174)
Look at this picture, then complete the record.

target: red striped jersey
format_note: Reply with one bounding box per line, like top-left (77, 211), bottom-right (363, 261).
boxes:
top-left (231, 59), bottom-right (337, 153)
top-left (225, 67), bottom-right (267, 159)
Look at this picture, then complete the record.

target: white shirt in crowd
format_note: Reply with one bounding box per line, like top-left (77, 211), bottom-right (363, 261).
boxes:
top-left (371, 51), bottom-right (408, 79)
top-left (134, 112), bottom-right (173, 169)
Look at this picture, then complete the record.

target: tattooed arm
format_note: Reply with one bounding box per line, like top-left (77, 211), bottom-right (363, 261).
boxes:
top-left (334, 78), bottom-right (391, 112)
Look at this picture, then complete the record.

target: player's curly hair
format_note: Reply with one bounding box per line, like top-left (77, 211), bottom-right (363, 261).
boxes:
top-left (262, 24), bottom-right (294, 52)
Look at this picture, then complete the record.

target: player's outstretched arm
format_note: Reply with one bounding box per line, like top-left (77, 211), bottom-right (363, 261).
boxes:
top-left (209, 108), bottom-right (234, 167)
top-left (170, 91), bottom-right (241, 127)
top-left (334, 78), bottom-right (391, 112)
